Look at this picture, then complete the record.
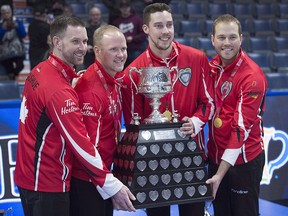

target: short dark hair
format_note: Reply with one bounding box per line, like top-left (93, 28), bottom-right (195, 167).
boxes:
top-left (50, 15), bottom-right (85, 39)
top-left (143, 3), bottom-right (172, 25)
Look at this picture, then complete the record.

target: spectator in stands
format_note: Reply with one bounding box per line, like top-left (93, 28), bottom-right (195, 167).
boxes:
top-left (102, 0), bottom-right (121, 25)
top-left (51, 0), bottom-right (66, 18)
top-left (63, 3), bottom-right (73, 17)
top-left (206, 14), bottom-right (267, 216)
top-left (28, 4), bottom-right (50, 70)
top-left (0, 4), bottom-right (26, 80)
top-left (112, 0), bottom-right (147, 67)
top-left (0, 0), bottom-right (13, 12)
top-left (83, 6), bottom-right (106, 69)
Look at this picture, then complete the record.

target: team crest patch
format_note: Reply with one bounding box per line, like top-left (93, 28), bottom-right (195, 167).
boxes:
top-left (178, 68), bottom-right (192, 86)
top-left (220, 81), bottom-right (232, 98)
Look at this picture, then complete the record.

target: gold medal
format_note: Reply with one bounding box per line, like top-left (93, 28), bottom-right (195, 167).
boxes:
top-left (163, 109), bottom-right (172, 121)
top-left (214, 117), bottom-right (222, 128)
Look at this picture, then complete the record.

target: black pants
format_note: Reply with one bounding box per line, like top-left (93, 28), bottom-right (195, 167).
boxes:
top-left (69, 177), bottom-right (113, 216)
top-left (208, 151), bottom-right (265, 216)
top-left (146, 202), bottom-right (205, 216)
top-left (18, 187), bottom-right (70, 216)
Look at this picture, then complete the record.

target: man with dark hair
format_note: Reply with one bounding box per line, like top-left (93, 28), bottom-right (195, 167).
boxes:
top-left (121, 3), bottom-right (214, 216)
top-left (14, 16), bottom-right (135, 216)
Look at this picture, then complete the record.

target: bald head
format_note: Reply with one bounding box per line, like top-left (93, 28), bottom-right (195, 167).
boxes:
top-left (93, 25), bottom-right (124, 46)
top-left (92, 25), bottom-right (127, 77)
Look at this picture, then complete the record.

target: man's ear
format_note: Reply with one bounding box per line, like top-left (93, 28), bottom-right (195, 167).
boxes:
top-left (94, 46), bottom-right (100, 56)
top-left (52, 36), bottom-right (61, 50)
top-left (142, 24), bottom-right (149, 34)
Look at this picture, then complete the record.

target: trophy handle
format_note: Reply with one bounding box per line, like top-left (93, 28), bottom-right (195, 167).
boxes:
top-left (170, 66), bottom-right (178, 89)
top-left (129, 67), bottom-right (141, 94)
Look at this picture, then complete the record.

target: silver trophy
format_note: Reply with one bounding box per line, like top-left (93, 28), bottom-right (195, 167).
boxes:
top-left (129, 66), bottom-right (176, 124)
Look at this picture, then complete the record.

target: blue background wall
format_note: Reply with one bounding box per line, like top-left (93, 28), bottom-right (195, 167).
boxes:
top-left (0, 92), bottom-right (287, 214)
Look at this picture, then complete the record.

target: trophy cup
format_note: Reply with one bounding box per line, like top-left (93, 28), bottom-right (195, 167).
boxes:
top-left (129, 66), bottom-right (175, 124)
top-left (113, 66), bottom-right (212, 209)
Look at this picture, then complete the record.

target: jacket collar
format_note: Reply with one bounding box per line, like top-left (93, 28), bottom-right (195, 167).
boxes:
top-left (146, 41), bottom-right (179, 67)
top-left (94, 60), bottom-right (120, 87)
top-left (210, 48), bottom-right (244, 74)
top-left (48, 53), bottom-right (78, 81)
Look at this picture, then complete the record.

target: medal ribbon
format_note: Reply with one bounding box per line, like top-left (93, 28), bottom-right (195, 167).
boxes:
top-left (94, 64), bottom-right (121, 144)
top-left (214, 52), bottom-right (244, 117)
top-left (48, 56), bottom-right (75, 80)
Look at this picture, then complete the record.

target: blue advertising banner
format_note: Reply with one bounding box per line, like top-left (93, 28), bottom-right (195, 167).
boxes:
top-left (260, 92), bottom-right (288, 201)
top-left (0, 92), bottom-right (287, 214)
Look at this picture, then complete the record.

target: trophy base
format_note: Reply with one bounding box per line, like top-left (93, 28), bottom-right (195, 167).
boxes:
top-left (113, 122), bottom-right (213, 209)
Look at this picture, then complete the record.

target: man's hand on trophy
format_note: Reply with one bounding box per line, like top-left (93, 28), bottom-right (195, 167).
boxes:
top-left (111, 185), bottom-right (136, 212)
top-left (180, 116), bottom-right (196, 137)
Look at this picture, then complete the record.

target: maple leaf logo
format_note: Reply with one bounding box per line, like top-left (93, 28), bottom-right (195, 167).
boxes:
top-left (20, 96), bottom-right (28, 124)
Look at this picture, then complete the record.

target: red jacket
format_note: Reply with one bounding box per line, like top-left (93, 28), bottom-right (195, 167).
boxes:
top-left (14, 54), bottom-right (123, 199)
top-left (121, 41), bottom-right (214, 153)
top-left (72, 61), bottom-right (122, 181)
top-left (208, 50), bottom-right (267, 165)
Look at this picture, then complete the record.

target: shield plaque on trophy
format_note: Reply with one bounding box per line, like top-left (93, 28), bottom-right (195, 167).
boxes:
top-left (113, 123), bottom-right (213, 208)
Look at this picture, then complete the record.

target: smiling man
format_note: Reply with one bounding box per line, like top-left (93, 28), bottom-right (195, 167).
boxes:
top-left (206, 14), bottom-right (268, 216)
top-left (70, 24), bottom-right (131, 216)
top-left (121, 3), bottom-right (214, 216)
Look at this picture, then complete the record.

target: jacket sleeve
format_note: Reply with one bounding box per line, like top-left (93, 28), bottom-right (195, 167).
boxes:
top-left (191, 54), bottom-right (215, 135)
top-left (46, 88), bottom-right (123, 199)
top-left (222, 70), bottom-right (267, 165)
top-left (16, 20), bottom-right (27, 39)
